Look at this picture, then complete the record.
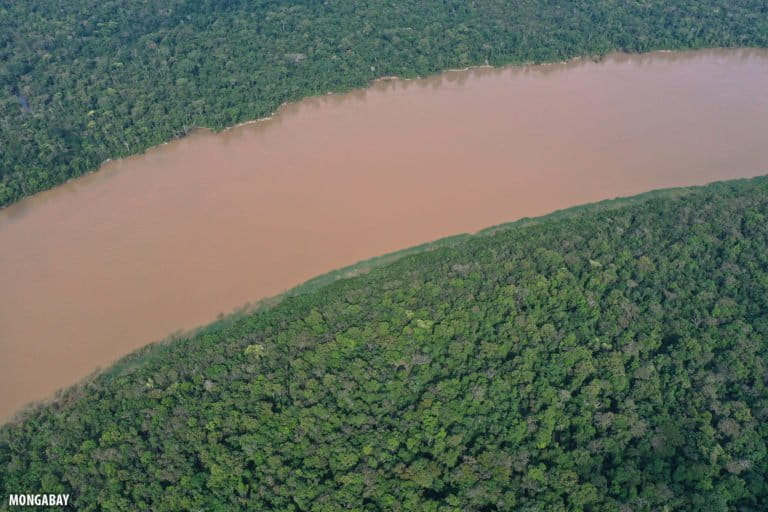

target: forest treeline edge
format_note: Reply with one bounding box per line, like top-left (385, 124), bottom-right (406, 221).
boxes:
top-left (2, 0), bottom-right (768, 206)
top-left (2, 176), bottom-right (767, 510)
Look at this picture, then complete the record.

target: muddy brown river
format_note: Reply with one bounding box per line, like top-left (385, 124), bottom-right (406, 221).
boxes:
top-left (1, 49), bottom-right (767, 421)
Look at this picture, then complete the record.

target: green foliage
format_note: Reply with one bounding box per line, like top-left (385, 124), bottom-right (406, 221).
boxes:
top-left (2, 0), bottom-right (768, 206)
top-left (2, 177), bottom-right (768, 510)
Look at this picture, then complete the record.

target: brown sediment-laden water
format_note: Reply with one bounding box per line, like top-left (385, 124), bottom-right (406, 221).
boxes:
top-left (1, 49), bottom-right (767, 421)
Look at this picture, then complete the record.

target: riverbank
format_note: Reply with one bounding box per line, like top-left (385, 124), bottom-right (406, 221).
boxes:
top-left (8, 175), bottom-right (757, 425)
top-left (4, 0), bottom-right (768, 208)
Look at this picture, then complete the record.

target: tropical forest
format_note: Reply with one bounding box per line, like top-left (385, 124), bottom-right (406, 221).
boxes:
top-left (1, 1), bottom-right (768, 511)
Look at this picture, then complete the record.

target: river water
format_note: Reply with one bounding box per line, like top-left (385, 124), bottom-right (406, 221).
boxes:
top-left (1, 49), bottom-right (767, 421)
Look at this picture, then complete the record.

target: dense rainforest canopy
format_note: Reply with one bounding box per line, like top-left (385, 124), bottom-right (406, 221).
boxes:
top-left (1, 0), bottom-right (768, 206)
top-left (2, 177), bottom-right (767, 510)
